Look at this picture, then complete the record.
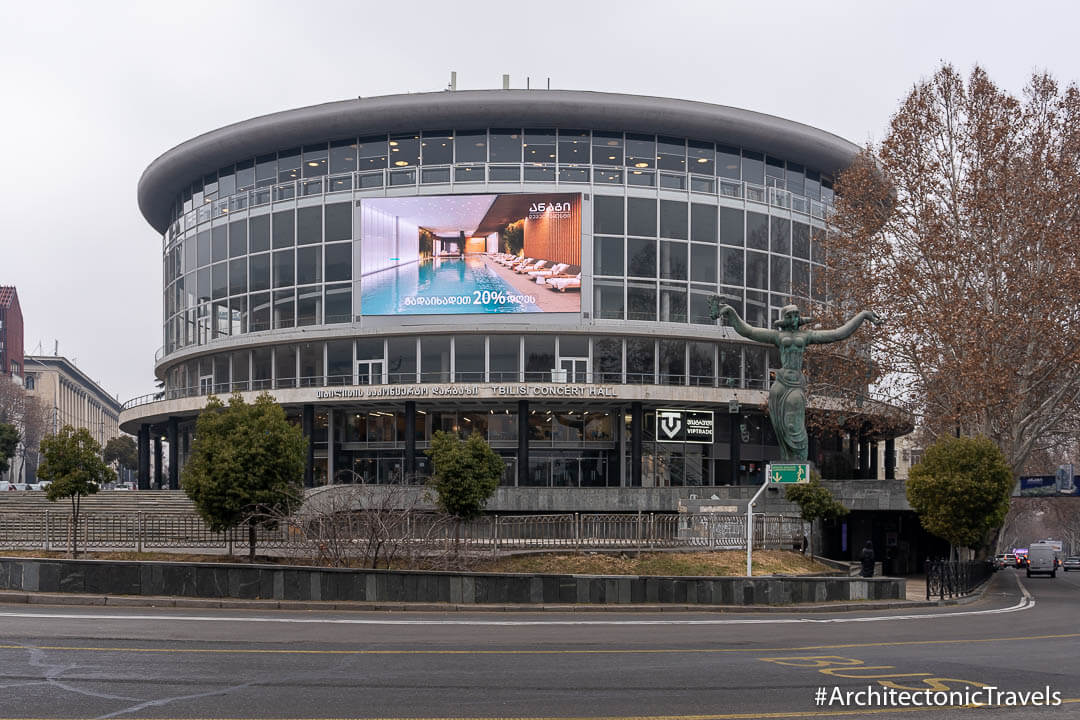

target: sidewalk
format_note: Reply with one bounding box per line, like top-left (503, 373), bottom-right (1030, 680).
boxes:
top-left (904, 575), bottom-right (926, 601)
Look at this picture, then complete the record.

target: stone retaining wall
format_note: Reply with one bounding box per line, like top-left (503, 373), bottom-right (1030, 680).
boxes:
top-left (0, 557), bottom-right (903, 606)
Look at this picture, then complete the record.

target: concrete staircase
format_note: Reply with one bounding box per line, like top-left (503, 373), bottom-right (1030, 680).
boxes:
top-left (0, 490), bottom-right (198, 514)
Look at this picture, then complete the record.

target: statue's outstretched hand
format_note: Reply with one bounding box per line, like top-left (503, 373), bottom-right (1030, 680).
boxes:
top-left (716, 304), bottom-right (735, 319)
top-left (866, 310), bottom-right (882, 325)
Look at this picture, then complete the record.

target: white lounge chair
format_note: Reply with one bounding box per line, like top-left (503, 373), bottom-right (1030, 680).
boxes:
top-left (546, 273), bottom-right (581, 292)
top-left (516, 259), bottom-right (548, 274)
top-left (528, 262), bottom-right (570, 279)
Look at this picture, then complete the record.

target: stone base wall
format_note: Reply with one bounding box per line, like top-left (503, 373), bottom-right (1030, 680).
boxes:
top-left (0, 557), bottom-right (904, 606)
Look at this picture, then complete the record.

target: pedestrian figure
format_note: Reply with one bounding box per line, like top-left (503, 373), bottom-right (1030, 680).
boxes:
top-left (860, 540), bottom-right (875, 578)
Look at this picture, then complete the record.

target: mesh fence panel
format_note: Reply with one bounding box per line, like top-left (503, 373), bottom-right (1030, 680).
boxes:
top-left (0, 511), bottom-right (806, 554)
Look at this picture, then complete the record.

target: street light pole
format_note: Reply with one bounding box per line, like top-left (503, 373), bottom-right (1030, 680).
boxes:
top-left (746, 476), bottom-right (770, 576)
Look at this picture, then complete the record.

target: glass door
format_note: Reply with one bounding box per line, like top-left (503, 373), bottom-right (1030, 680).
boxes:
top-left (559, 357), bottom-right (589, 383)
top-left (357, 359), bottom-right (385, 385)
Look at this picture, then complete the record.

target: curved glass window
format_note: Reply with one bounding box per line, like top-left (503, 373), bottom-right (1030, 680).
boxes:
top-left (277, 148), bottom-right (301, 183)
top-left (454, 130), bottom-right (487, 163)
top-left (558, 130), bottom-right (590, 164)
top-left (421, 131), bottom-right (453, 165)
top-left (488, 129), bottom-right (521, 162)
top-left (593, 132), bottom-right (623, 166)
top-left (303, 144), bottom-right (328, 177)
top-left (657, 137), bottom-right (685, 172)
top-left (625, 134), bottom-right (655, 169)
top-left (329, 139), bottom-right (357, 174)
top-left (357, 136), bottom-right (388, 170)
top-left (523, 129), bottom-right (556, 164)
top-left (389, 133), bottom-right (420, 168)
top-left (163, 126), bottom-right (839, 359)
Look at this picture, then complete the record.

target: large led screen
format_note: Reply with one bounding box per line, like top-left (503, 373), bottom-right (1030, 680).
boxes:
top-left (359, 192), bottom-right (581, 315)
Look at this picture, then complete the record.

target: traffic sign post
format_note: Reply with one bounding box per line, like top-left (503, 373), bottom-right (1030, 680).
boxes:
top-left (746, 463), bottom-right (811, 576)
top-left (768, 463), bottom-right (810, 484)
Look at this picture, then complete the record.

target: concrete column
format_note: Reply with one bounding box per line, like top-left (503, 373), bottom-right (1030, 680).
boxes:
top-left (859, 438), bottom-right (871, 478)
top-left (729, 412), bottom-right (741, 486)
top-left (517, 400), bottom-right (529, 487)
top-left (404, 401), bottom-right (416, 479)
top-left (631, 402), bottom-right (643, 487)
top-left (869, 440), bottom-right (879, 480)
top-left (327, 409), bottom-right (336, 484)
top-left (847, 431), bottom-right (858, 470)
top-left (153, 435), bottom-right (163, 489)
top-left (302, 404), bottom-right (314, 488)
top-left (167, 417), bottom-right (179, 490)
top-left (137, 425), bottom-right (150, 491)
top-left (884, 438), bottom-right (896, 480)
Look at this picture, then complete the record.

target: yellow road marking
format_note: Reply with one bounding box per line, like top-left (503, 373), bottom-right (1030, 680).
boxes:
top-left (0, 632), bottom-right (1077, 656)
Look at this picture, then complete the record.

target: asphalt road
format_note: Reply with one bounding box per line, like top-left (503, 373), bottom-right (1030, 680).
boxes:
top-left (0, 569), bottom-right (1078, 719)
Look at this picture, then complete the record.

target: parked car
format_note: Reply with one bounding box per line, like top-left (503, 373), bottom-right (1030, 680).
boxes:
top-left (994, 554), bottom-right (1013, 570)
top-left (1062, 556), bottom-right (1080, 572)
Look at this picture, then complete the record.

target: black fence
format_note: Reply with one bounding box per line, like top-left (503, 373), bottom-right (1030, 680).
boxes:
top-left (925, 559), bottom-right (994, 600)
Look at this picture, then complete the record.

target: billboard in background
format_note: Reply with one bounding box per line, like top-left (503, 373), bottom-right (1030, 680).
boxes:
top-left (358, 192), bottom-right (582, 315)
top-left (1018, 473), bottom-right (1080, 497)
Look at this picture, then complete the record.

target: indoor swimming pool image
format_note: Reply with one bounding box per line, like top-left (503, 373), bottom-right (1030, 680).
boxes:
top-left (360, 256), bottom-right (543, 315)
top-left (357, 191), bottom-right (582, 316)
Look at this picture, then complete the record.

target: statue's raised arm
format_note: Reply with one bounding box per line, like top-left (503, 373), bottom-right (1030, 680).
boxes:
top-left (712, 303), bottom-right (778, 345)
top-left (708, 300), bottom-right (880, 462)
top-left (807, 310), bottom-right (882, 345)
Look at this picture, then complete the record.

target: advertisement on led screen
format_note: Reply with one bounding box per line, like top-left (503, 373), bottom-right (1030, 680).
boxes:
top-left (359, 192), bottom-right (581, 315)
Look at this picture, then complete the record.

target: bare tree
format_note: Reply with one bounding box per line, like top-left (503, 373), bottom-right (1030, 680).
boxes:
top-left (824, 65), bottom-right (1080, 475)
top-left (0, 377), bottom-right (51, 482)
top-left (273, 480), bottom-right (457, 569)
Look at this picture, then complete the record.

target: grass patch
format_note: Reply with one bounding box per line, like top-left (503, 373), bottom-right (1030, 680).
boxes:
top-left (473, 550), bottom-right (833, 577)
top-left (0, 549), bottom-right (834, 576)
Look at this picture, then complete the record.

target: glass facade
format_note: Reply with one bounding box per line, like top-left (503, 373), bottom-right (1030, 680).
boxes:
top-left (163, 334), bottom-right (764, 395)
top-left (135, 109), bottom-right (876, 495)
top-left (162, 129), bottom-right (832, 355)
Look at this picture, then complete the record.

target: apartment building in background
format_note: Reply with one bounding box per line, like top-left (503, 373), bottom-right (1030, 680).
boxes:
top-left (24, 355), bottom-right (121, 450)
top-left (0, 287), bottom-right (24, 383)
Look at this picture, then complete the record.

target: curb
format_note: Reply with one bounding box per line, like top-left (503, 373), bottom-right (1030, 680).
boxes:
top-left (0, 589), bottom-right (940, 614)
top-left (920, 571), bottom-right (1000, 607)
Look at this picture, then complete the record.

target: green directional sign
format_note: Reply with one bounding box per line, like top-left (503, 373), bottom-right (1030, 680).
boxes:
top-left (768, 463), bottom-right (810, 484)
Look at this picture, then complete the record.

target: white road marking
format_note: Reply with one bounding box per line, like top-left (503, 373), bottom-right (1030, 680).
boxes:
top-left (0, 598), bottom-right (1032, 626)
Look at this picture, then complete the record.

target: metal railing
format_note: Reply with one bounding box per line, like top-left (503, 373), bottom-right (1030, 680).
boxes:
top-left (925, 559), bottom-right (993, 600)
top-left (0, 511), bottom-right (805, 555)
top-left (167, 167), bottom-right (834, 247)
top-left (122, 372), bottom-right (752, 412)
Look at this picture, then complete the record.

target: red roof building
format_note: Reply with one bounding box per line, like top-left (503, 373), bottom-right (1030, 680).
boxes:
top-left (0, 286), bottom-right (24, 380)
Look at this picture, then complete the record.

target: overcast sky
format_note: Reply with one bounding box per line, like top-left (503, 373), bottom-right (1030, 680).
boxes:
top-left (1, 0), bottom-right (1077, 405)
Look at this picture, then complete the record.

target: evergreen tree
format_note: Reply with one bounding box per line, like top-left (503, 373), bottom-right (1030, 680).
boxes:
top-left (182, 393), bottom-right (306, 560)
top-left (39, 426), bottom-right (114, 557)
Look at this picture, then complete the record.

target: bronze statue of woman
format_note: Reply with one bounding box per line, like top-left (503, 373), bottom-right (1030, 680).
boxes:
top-left (713, 303), bottom-right (881, 462)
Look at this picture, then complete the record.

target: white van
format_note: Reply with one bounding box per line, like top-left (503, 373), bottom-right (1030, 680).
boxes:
top-left (1027, 542), bottom-right (1059, 578)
